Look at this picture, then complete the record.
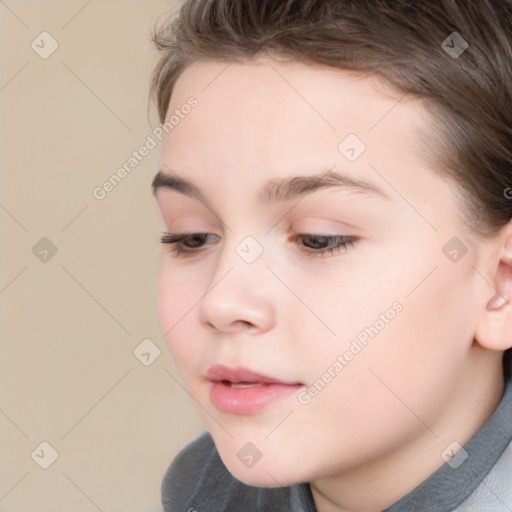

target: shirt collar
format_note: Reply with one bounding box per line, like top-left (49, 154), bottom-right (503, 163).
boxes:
top-left (291, 377), bottom-right (512, 512)
top-left (386, 376), bottom-right (512, 511)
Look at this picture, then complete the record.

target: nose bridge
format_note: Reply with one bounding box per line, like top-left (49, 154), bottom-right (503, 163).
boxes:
top-left (213, 228), bottom-right (268, 284)
top-left (197, 231), bottom-right (274, 333)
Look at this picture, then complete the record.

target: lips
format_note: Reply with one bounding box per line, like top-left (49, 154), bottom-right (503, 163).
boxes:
top-left (205, 364), bottom-right (298, 385)
top-left (206, 364), bottom-right (303, 415)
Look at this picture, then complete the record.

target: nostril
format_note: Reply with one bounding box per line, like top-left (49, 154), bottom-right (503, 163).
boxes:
top-left (206, 321), bottom-right (217, 331)
top-left (232, 320), bottom-right (256, 330)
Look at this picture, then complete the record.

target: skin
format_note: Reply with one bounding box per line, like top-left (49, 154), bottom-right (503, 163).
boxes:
top-left (154, 59), bottom-right (512, 512)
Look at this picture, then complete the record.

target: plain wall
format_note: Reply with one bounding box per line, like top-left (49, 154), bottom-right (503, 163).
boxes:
top-left (0, 1), bottom-right (205, 511)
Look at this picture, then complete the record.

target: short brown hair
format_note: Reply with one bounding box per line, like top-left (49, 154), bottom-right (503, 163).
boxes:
top-left (150, 0), bottom-right (512, 377)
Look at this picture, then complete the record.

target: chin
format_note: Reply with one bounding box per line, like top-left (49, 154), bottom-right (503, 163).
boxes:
top-left (209, 425), bottom-right (313, 486)
top-left (228, 464), bottom-right (295, 488)
top-left (216, 446), bottom-right (303, 488)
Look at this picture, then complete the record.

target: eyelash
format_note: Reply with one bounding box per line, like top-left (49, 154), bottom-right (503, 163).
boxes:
top-left (160, 232), bottom-right (357, 258)
top-left (160, 233), bottom-right (218, 257)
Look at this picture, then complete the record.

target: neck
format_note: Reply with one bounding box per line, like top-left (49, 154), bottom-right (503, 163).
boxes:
top-left (310, 360), bottom-right (504, 512)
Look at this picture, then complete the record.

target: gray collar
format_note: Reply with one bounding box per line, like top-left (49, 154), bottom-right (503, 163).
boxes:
top-left (290, 377), bottom-right (512, 512)
top-left (385, 376), bottom-right (512, 511)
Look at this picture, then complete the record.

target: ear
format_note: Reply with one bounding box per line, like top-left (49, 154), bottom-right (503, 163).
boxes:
top-left (475, 219), bottom-right (512, 351)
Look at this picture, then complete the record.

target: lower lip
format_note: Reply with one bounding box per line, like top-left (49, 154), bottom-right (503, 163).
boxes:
top-left (209, 381), bottom-right (302, 415)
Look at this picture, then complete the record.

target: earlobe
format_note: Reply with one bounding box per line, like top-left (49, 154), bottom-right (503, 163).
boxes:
top-left (476, 222), bottom-right (512, 351)
top-left (477, 298), bottom-right (512, 351)
top-left (486, 295), bottom-right (507, 311)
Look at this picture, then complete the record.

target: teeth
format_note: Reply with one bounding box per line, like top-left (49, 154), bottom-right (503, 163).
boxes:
top-left (229, 382), bottom-right (262, 388)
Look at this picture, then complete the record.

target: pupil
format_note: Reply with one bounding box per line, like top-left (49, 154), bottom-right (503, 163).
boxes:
top-left (306, 235), bottom-right (329, 249)
top-left (188, 234), bottom-right (206, 247)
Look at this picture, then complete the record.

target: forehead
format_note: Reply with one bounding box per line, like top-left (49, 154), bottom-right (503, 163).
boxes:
top-left (166, 58), bottom-right (426, 151)
top-left (160, 59), bottom-right (437, 204)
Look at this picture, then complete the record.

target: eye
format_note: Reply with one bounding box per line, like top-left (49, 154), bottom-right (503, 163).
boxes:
top-left (160, 232), bottom-right (219, 257)
top-left (293, 234), bottom-right (357, 258)
top-left (159, 232), bottom-right (357, 258)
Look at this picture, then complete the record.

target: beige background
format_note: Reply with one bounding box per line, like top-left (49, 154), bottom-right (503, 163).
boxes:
top-left (0, 1), bottom-right (206, 511)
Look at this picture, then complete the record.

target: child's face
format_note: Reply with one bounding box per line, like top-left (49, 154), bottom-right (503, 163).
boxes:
top-left (155, 59), bottom-right (494, 486)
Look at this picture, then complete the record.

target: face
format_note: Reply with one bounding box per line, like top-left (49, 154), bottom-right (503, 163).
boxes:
top-left (154, 59), bottom-right (493, 486)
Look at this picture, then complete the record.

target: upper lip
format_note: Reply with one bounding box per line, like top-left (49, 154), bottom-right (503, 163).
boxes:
top-left (206, 364), bottom-right (300, 385)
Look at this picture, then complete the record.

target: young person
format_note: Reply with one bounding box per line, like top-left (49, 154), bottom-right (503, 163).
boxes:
top-left (150, 1), bottom-right (512, 510)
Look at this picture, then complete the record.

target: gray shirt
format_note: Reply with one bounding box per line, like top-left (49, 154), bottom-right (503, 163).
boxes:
top-left (162, 377), bottom-right (512, 511)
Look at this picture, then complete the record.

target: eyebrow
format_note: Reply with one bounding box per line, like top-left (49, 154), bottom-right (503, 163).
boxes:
top-left (151, 168), bottom-right (388, 204)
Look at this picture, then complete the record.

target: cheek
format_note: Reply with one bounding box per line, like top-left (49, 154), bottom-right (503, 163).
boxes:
top-left (289, 257), bottom-right (405, 357)
top-left (298, 244), bottom-right (475, 417)
top-left (292, 290), bottom-right (466, 468)
top-left (156, 257), bottom-right (202, 359)
top-left (359, 270), bottom-right (471, 412)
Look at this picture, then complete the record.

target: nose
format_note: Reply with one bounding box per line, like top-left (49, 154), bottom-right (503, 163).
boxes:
top-left (197, 246), bottom-right (276, 335)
